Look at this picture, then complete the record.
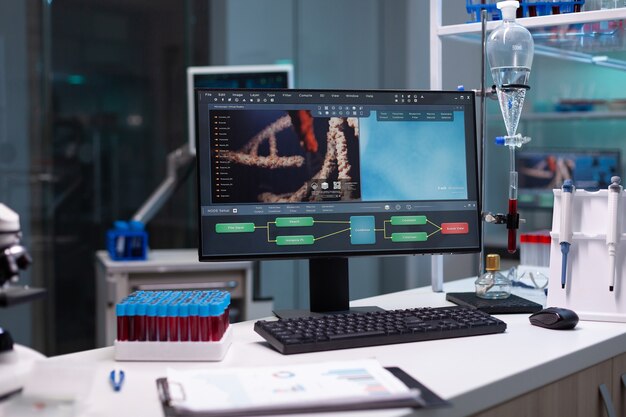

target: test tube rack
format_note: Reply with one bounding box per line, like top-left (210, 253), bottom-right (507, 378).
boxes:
top-left (548, 188), bottom-right (626, 322)
top-left (114, 290), bottom-right (232, 361)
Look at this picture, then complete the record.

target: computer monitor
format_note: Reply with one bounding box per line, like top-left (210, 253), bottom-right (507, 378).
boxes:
top-left (187, 64), bottom-right (294, 155)
top-left (195, 88), bottom-right (480, 317)
top-left (517, 148), bottom-right (620, 208)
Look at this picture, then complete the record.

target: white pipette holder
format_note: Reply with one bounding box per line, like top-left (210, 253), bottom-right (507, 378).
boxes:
top-left (548, 188), bottom-right (626, 322)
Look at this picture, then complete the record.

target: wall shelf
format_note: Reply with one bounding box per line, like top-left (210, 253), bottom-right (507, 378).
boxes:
top-left (437, 8), bottom-right (626, 37)
top-left (521, 110), bottom-right (626, 120)
top-left (431, 5), bottom-right (626, 78)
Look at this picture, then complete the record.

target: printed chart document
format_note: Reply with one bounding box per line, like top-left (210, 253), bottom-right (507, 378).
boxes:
top-left (156, 359), bottom-right (441, 416)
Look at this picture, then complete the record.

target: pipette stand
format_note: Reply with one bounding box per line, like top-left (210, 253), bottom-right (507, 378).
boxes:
top-left (548, 188), bottom-right (626, 322)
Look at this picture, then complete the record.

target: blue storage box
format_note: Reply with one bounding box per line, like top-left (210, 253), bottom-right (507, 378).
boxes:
top-left (107, 220), bottom-right (148, 261)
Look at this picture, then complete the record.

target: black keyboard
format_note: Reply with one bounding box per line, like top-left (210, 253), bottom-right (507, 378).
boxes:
top-left (254, 306), bottom-right (507, 354)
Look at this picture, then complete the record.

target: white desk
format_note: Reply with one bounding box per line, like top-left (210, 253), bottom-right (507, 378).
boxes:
top-left (7, 279), bottom-right (626, 417)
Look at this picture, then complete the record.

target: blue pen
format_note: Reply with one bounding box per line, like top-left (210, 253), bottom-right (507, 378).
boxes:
top-left (559, 180), bottom-right (574, 289)
top-left (110, 369), bottom-right (125, 392)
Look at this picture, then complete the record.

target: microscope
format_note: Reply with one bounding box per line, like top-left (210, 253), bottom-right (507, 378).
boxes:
top-left (0, 203), bottom-right (46, 399)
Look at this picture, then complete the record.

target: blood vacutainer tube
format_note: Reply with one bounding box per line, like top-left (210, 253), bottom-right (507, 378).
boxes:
top-left (116, 303), bottom-right (128, 341)
top-left (189, 300), bottom-right (199, 342)
top-left (167, 296), bottom-right (181, 342)
top-left (178, 301), bottom-right (190, 342)
top-left (199, 300), bottom-right (211, 342)
top-left (155, 291), bottom-right (174, 341)
top-left (135, 301), bottom-right (147, 342)
top-left (188, 291), bottom-right (202, 342)
top-left (157, 300), bottom-right (169, 342)
top-left (146, 297), bottom-right (159, 341)
top-left (126, 301), bottom-right (137, 341)
top-left (220, 297), bottom-right (228, 335)
top-left (221, 292), bottom-right (231, 330)
top-left (210, 297), bottom-right (224, 341)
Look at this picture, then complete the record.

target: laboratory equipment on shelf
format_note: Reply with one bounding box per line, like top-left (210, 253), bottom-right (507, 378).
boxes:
top-left (607, 176), bottom-right (622, 292)
top-left (487, 0), bottom-right (534, 254)
top-left (475, 254), bottom-right (511, 299)
top-left (559, 180), bottom-right (575, 289)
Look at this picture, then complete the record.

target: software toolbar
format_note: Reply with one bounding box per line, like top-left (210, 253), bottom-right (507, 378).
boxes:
top-left (198, 90), bottom-right (472, 105)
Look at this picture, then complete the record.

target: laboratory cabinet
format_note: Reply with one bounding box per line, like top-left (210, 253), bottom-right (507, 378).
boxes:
top-left (471, 358), bottom-right (611, 416)
top-left (472, 351), bottom-right (626, 417)
top-left (612, 351), bottom-right (626, 417)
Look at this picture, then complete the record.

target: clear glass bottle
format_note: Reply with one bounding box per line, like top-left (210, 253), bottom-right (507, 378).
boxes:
top-left (475, 254), bottom-right (511, 299)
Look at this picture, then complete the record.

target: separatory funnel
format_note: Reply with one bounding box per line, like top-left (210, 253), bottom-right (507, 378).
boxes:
top-left (487, 0), bottom-right (534, 254)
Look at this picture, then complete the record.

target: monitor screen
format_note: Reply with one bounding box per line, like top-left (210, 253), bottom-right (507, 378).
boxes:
top-left (187, 65), bottom-right (294, 155)
top-left (517, 148), bottom-right (620, 208)
top-left (195, 89), bottom-right (480, 316)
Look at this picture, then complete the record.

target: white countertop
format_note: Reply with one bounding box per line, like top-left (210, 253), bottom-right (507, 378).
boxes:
top-left (4, 278), bottom-right (626, 417)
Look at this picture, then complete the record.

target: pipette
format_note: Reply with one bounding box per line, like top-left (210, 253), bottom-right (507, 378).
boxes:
top-left (559, 179), bottom-right (574, 289)
top-left (607, 176), bottom-right (622, 292)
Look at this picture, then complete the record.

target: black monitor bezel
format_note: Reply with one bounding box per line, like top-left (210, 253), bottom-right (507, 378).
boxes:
top-left (194, 88), bottom-right (481, 262)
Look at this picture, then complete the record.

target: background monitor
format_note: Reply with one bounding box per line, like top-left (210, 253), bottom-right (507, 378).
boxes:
top-left (187, 64), bottom-right (294, 155)
top-left (195, 88), bottom-right (480, 317)
top-left (517, 148), bottom-right (621, 208)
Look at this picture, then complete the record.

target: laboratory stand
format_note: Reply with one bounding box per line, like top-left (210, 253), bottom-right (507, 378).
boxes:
top-left (548, 186), bottom-right (626, 322)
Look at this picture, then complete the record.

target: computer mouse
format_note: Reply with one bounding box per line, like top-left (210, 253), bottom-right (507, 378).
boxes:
top-left (529, 307), bottom-right (579, 330)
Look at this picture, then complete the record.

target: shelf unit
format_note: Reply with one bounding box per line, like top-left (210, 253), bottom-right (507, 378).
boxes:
top-left (521, 110), bottom-right (626, 120)
top-left (428, 2), bottom-right (626, 291)
top-left (485, 110), bottom-right (626, 122)
top-left (430, 3), bottom-right (626, 89)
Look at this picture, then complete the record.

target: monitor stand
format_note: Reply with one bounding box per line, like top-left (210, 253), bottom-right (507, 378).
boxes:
top-left (273, 257), bottom-right (385, 319)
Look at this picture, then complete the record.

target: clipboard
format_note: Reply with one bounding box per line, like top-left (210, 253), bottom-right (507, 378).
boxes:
top-left (156, 367), bottom-right (448, 417)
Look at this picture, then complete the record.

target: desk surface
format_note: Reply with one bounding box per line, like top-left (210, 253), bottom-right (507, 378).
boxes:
top-left (7, 279), bottom-right (626, 417)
